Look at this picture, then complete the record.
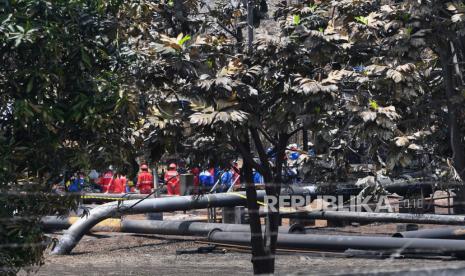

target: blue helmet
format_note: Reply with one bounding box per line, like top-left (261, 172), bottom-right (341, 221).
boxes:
top-left (290, 152), bottom-right (300, 160)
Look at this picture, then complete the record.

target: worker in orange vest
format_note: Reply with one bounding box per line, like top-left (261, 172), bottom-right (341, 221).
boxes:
top-left (137, 164), bottom-right (153, 194)
top-left (164, 163), bottom-right (180, 196)
top-left (100, 167), bottom-right (114, 193)
top-left (109, 172), bottom-right (126, 194)
top-left (118, 173), bottom-right (127, 193)
top-left (108, 174), bottom-right (117, 194)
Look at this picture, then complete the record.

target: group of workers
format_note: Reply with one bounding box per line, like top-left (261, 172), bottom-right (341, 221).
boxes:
top-left (63, 169), bottom-right (131, 194)
top-left (60, 141), bottom-right (313, 195)
top-left (196, 163), bottom-right (242, 191)
top-left (91, 162), bottom-right (242, 196)
top-left (94, 165), bottom-right (155, 194)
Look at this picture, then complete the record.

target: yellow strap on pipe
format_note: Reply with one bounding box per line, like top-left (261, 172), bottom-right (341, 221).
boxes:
top-left (67, 217), bottom-right (123, 232)
top-left (227, 192), bottom-right (265, 206)
top-left (81, 195), bottom-right (127, 201)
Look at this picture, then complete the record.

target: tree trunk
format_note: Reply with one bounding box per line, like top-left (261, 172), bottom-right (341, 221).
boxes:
top-left (264, 134), bottom-right (287, 261)
top-left (440, 41), bottom-right (465, 213)
top-left (303, 128), bottom-right (309, 152)
top-left (241, 139), bottom-right (274, 274)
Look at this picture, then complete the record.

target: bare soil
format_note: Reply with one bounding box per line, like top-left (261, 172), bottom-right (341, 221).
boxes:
top-left (26, 219), bottom-right (465, 276)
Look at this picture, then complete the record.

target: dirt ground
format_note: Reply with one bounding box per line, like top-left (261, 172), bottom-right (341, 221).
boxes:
top-left (26, 219), bottom-right (465, 276)
top-left (25, 194), bottom-right (465, 276)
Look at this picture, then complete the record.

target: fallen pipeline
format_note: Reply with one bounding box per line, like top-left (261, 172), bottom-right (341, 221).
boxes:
top-left (41, 217), bottom-right (305, 234)
top-left (282, 210), bottom-right (465, 225)
top-left (393, 227), bottom-right (465, 239)
top-left (45, 215), bottom-right (465, 258)
top-left (52, 191), bottom-right (269, 255)
top-left (51, 182), bottom-right (453, 255)
top-left (208, 230), bottom-right (465, 258)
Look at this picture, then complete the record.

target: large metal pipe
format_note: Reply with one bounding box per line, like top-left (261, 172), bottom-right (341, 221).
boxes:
top-left (282, 210), bottom-right (465, 225)
top-left (41, 216), bottom-right (121, 232)
top-left (120, 220), bottom-right (304, 235)
top-left (393, 227), bottom-right (465, 239)
top-left (81, 193), bottom-right (151, 204)
top-left (208, 230), bottom-right (465, 257)
top-left (81, 181), bottom-right (436, 204)
top-left (41, 217), bottom-right (304, 235)
top-left (51, 191), bottom-right (266, 255)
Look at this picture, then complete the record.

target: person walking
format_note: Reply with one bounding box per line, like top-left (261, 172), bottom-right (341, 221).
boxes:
top-left (137, 165), bottom-right (154, 194)
top-left (164, 163), bottom-right (180, 195)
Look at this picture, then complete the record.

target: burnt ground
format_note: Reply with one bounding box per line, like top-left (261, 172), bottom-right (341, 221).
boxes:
top-left (21, 194), bottom-right (465, 275)
top-left (24, 219), bottom-right (465, 276)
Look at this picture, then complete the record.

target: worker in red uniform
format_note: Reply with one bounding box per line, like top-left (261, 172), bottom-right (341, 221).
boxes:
top-left (164, 163), bottom-right (180, 196)
top-left (190, 166), bottom-right (200, 194)
top-left (108, 174), bottom-right (117, 193)
top-left (100, 167), bottom-right (114, 193)
top-left (137, 165), bottom-right (153, 194)
top-left (118, 173), bottom-right (127, 193)
top-left (109, 173), bottom-right (126, 194)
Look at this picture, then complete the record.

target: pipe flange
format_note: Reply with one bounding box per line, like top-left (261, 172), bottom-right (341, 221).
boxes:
top-left (207, 228), bottom-right (223, 240)
top-left (288, 223), bottom-right (306, 234)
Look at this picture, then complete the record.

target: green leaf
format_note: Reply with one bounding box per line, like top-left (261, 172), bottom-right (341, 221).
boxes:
top-left (178, 34), bottom-right (191, 46)
top-left (293, 14), bottom-right (301, 26)
top-left (355, 16), bottom-right (368, 25)
top-left (309, 4), bottom-right (317, 13)
top-left (369, 99), bottom-right (379, 110)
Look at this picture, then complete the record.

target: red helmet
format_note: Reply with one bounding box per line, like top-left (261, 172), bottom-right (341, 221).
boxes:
top-left (169, 163), bottom-right (177, 169)
top-left (141, 164), bottom-right (148, 170)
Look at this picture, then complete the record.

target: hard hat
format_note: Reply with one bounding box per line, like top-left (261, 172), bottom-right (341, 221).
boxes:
top-left (141, 164), bottom-right (148, 170)
top-left (290, 152), bottom-right (300, 160)
top-left (169, 163), bottom-right (177, 169)
top-left (288, 143), bottom-right (298, 150)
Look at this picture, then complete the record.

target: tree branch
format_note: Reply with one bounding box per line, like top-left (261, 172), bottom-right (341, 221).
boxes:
top-left (229, 134), bottom-right (265, 175)
top-left (286, 126), bottom-right (304, 139)
top-left (250, 127), bottom-right (272, 180)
